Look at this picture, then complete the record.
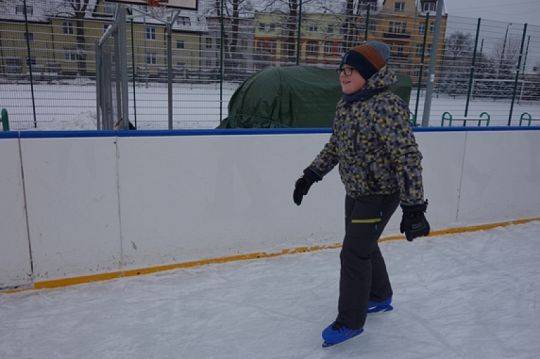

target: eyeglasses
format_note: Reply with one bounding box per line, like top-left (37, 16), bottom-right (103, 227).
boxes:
top-left (337, 65), bottom-right (354, 76)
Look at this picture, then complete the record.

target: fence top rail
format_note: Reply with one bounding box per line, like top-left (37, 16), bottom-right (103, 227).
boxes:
top-left (1, 126), bottom-right (540, 139)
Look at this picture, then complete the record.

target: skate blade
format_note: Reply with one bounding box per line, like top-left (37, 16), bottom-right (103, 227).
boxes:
top-left (367, 304), bottom-right (393, 314)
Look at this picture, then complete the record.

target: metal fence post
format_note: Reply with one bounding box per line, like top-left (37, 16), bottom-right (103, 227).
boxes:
top-left (220, 0), bottom-right (224, 123)
top-left (296, 0), bottom-right (303, 65)
top-left (95, 41), bottom-right (101, 130)
top-left (414, 13), bottom-right (430, 125)
top-left (1, 109), bottom-right (9, 131)
top-left (465, 18), bottom-right (481, 117)
top-left (167, 22), bottom-right (173, 130)
top-left (421, 0), bottom-right (444, 127)
top-left (364, 5), bottom-right (371, 41)
top-left (23, 0), bottom-right (37, 128)
top-left (508, 23), bottom-right (528, 126)
top-left (116, 5), bottom-right (130, 130)
top-left (130, 16), bottom-right (137, 129)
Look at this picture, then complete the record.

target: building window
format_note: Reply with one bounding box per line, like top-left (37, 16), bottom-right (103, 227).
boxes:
top-left (177, 16), bottom-right (191, 26)
top-left (63, 21), bottom-right (74, 34)
top-left (176, 40), bottom-right (185, 49)
top-left (306, 41), bottom-right (319, 56)
top-left (145, 26), bottom-right (156, 40)
top-left (24, 32), bottom-right (33, 41)
top-left (308, 24), bottom-right (318, 32)
top-left (324, 41), bottom-right (333, 54)
top-left (389, 21), bottom-right (406, 34)
top-left (395, 2), bottom-right (405, 12)
top-left (258, 23), bottom-right (265, 31)
top-left (206, 58), bottom-right (212, 67)
top-left (419, 23), bottom-right (425, 34)
top-left (64, 50), bottom-right (77, 61)
top-left (423, 2), bottom-right (437, 12)
top-left (26, 57), bottom-right (36, 65)
top-left (363, 0), bottom-right (377, 11)
top-left (327, 25), bottom-right (334, 33)
top-left (104, 3), bottom-right (116, 15)
top-left (257, 40), bottom-right (276, 54)
top-left (269, 23), bottom-right (276, 32)
top-left (15, 5), bottom-right (33, 15)
top-left (241, 38), bottom-right (248, 50)
top-left (146, 53), bottom-right (157, 65)
top-left (205, 37), bottom-right (212, 48)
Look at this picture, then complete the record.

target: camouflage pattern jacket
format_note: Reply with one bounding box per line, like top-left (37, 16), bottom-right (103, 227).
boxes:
top-left (309, 67), bottom-right (424, 205)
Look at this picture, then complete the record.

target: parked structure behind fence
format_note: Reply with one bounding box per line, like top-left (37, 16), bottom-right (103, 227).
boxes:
top-left (0, 0), bottom-right (539, 130)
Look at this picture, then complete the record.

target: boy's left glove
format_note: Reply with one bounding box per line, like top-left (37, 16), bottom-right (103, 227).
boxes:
top-left (293, 168), bottom-right (321, 206)
top-left (400, 200), bottom-right (430, 241)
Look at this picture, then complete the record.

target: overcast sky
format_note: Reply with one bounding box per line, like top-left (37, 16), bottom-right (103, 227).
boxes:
top-left (445, 0), bottom-right (540, 26)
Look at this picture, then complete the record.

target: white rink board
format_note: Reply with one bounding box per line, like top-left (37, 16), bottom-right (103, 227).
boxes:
top-left (0, 139), bottom-right (31, 288)
top-left (1, 129), bottom-right (540, 286)
top-left (412, 131), bottom-right (466, 228)
top-left (117, 134), bottom-right (345, 269)
top-left (458, 131), bottom-right (540, 223)
top-left (20, 138), bottom-right (122, 280)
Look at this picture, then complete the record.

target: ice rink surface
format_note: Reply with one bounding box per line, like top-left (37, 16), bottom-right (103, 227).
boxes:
top-left (1, 222), bottom-right (540, 359)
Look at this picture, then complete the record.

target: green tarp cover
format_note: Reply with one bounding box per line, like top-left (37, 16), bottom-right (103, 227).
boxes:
top-left (218, 65), bottom-right (412, 129)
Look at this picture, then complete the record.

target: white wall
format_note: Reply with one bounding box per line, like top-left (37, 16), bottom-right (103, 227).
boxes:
top-left (0, 139), bottom-right (31, 289)
top-left (1, 129), bottom-right (539, 288)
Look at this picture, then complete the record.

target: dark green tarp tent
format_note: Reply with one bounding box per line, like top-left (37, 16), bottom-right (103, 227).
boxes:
top-left (218, 65), bottom-right (412, 129)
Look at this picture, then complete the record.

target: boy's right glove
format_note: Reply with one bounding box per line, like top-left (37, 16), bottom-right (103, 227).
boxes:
top-left (293, 168), bottom-right (321, 206)
top-left (400, 200), bottom-right (430, 241)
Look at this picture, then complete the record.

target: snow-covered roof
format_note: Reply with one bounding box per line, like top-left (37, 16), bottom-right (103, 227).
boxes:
top-left (0, 0), bottom-right (53, 23)
top-left (128, 6), bottom-right (207, 32)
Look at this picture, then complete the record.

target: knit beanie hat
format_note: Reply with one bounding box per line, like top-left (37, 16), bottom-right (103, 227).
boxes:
top-left (340, 40), bottom-right (390, 80)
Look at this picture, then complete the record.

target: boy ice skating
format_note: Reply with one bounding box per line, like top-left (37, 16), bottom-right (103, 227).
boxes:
top-left (293, 41), bottom-right (430, 347)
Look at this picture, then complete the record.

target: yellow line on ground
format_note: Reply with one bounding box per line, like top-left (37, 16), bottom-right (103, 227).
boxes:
top-left (4, 216), bottom-right (539, 293)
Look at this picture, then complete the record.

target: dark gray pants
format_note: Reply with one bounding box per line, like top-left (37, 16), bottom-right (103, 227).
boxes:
top-left (336, 193), bottom-right (400, 329)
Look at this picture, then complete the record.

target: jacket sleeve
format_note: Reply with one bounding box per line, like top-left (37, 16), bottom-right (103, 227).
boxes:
top-left (308, 120), bottom-right (340, 178)
top-left (373, 97), bottom-right (425, 205)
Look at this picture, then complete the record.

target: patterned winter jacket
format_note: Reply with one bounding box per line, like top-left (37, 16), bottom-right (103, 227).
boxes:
top-left (309, 66), bottom-right (424, 205)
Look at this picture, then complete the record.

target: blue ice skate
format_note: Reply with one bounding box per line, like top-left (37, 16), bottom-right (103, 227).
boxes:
top-left (367, 296), bottom-right (393, 313)
top-left (322, 322), bottom-right (363, 347)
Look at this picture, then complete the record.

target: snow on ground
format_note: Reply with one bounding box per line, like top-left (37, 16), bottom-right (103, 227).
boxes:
top-left (1, 81), bottom-right (539, 130)
top-left (1, 221), bottom-right (539, 359)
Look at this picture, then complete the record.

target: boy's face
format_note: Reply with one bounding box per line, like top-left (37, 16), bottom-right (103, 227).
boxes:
top-left (339, 65), bottom-right (366, 94)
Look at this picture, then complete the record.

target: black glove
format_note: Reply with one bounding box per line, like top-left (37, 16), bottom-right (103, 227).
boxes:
top-left (400, 200), bottom-right (430, 241)
top-left (293, 168), bottom-right (321, 206)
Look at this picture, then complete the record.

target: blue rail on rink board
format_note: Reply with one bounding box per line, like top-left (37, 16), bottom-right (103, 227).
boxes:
top-left (1, 126), bottom-right (540, 139)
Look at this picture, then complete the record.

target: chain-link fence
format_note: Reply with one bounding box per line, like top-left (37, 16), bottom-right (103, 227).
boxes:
top-left (1, 0), bottom-right (539, 130)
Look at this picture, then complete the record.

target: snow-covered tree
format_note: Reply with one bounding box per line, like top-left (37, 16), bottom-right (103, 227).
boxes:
top-left (439, 32), bottom-right (474, 97)
top-left (492, 36), bottom-right (520, 80)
